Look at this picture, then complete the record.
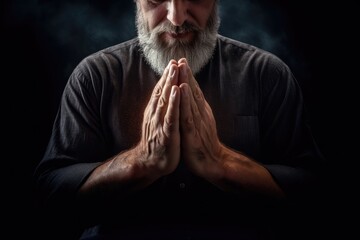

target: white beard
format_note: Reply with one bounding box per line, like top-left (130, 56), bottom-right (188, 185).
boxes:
top-left (136, 6), bottom-right (220, 76)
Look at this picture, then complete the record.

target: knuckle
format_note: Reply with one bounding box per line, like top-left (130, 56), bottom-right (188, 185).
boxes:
top-left (153, 85), bottom-right (162, 98)
top-left (164, 118), bottom-right (176, 132)
top-left (158, 96), bottom-right (167, 108)
top-left (193, 107), bottom-right (200, 117)
top-left (182, 117), bottom-right (194, 131)
top-left (194, 89), bottom-right (201, 99)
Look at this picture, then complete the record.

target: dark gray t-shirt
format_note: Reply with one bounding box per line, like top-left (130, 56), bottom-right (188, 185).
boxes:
top-left (34, 35), bottom-right (324, 238)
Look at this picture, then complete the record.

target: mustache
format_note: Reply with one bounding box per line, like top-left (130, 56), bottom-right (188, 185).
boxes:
top-left (154, 21), bottom-right (201, 35)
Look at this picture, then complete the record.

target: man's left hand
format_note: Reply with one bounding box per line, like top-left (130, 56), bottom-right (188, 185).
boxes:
top-left (177, 58), bottom-right (224, 181)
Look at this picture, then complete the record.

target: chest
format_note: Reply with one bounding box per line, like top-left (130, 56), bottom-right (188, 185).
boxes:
top-left (108, 71), bottom-right (261, 159)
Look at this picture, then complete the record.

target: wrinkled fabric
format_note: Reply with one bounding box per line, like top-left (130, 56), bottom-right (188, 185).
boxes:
top-left (34, 35), bottom-right (324, 239)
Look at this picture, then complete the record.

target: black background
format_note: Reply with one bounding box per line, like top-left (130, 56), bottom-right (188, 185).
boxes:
top-left (2, 0), bottom-right (356, 239)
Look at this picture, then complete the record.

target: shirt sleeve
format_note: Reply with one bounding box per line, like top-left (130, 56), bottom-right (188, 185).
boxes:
top-left (258, 55), bottom-right (325, 200)
top-left (33, 59), bottom-right (110, 208)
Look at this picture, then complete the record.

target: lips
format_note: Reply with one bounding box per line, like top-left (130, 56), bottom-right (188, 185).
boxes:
top-left (164, 31), bottom-right (194, 42)
top-left (170, 32), bottom-right (189, 38)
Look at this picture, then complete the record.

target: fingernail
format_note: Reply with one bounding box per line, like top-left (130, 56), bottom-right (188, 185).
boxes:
top-left (178, 58), bottom-right (186, 64)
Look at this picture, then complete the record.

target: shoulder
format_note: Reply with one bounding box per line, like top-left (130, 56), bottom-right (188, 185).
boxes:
top-left (93, 38), bottom-right (140, 58)
top-left (65, 38), bottom-right (140, 92)
top-left (216, 34), bottom-right (290, 74)
top-left (78, 38), bottom-right (140, 72)
top-left (69, 38), bottom-right (140, 81)
top-left (215, 35), bottom-right (298, 95)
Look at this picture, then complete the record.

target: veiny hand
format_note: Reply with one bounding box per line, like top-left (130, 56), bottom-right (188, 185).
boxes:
top-left (137, 60), bottom-right (181, 177)
top-left (177, 58), bottom-right (224, 181)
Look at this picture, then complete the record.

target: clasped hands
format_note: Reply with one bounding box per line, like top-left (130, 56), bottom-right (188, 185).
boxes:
top-left (138, 58), bottom-right (224, 181)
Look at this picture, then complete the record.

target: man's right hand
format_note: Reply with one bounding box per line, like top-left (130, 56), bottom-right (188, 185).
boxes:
top-left (136, 60), bottom-right (181, 177)
top-left (78, 61), bottom-right (181, 199)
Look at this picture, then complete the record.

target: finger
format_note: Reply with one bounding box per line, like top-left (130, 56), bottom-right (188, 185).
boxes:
top-left (178, 58), bottom-right (187, 64)
top-left (178, 59), bottom-right (190, 86)
top-left (146, 60), bottom-right (177, 116)
top-left (163, 85), bottom-right (180, 137)
top-left (192, 84), bottom-right (208, 119)
top-left (178, 58), bottom-right (198, 92)
top-left (159, 64), bottom-right (179, 109)
top-left (155, 64), bottom-right (178, 125)
top-left (155, 60), bottom-right (177, 95)
top-left (180, 83), bottom-right (197, 134)
top-left (186, 84), bottom-right (202, 132)
top-left (204, 101), bottom-right (218, 136)
top-left (178, 59), bottom-right (209, 119)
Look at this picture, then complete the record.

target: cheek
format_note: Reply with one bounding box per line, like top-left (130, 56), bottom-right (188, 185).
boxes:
top-left (190, 3), bottom-right (216, 29)
top-left (144, 6), bottom-right (168, 30)
top-left (197, 14), bottom-right (210, 29)
top-left (200, 12), bottom-right (213, 28)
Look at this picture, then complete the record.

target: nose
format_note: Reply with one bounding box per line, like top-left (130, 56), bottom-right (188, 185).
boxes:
top-left (167, 0), bottom-right (188, 26)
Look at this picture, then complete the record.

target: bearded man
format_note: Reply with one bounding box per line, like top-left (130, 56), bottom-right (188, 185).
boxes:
top-left (34, 1), bottom-right (324, 239)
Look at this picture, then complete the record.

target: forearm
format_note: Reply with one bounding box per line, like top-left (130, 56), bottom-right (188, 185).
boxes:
top-left (210, 145), bottom-right (286, 199)
top-left (78, 146), bottom-right (160, 202)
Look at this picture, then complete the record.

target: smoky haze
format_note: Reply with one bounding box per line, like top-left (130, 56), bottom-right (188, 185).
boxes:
top-left (2, 1), bottom-right (350, 239)
top-left (5, 0), bottom-right (303, 79)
